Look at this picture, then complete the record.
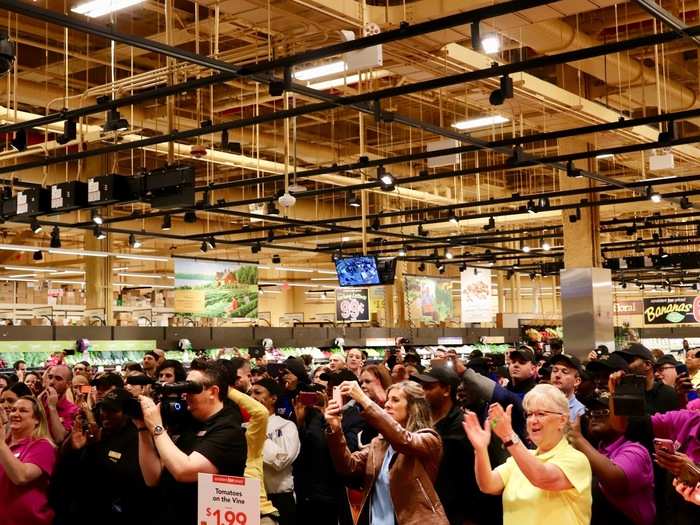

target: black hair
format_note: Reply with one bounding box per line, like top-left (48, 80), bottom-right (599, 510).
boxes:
top-left (93, 372), bottom-right (124, 390)
top-left (199, 362), bottom-right (228, 401)
top-left (189, 357), bottom-right (211, 371)
top-left (124, 362), bottom-right (144, 373)
top-left (12, 360), bottom-right (25, 370)
top-left (217, 358), bottom-right (250, 389)
top-left (8, 382), bottom-right (32, 397)
top-left (299, 354), bottom-right (313, 367)
top-left (550, 339), bottom-right (563, 351)
top-left (157, 359), bottom-right (187, 382)
top-left (79, 361), bottom-right (91, 368)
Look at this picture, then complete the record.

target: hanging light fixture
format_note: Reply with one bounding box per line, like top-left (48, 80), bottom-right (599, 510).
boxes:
top-left (91, 208), bottom-right (103, 225)
top-left (93, 225), bottom-right (106, 240)
top-left (128, 233), bottom-right (142, 249)
top-left (348, 193), bottom-right (361, 208)
top-left (30, 220), bottom-right (42, 234)
top-left (272, 254), bottom-right (281, 264)
top-left (161, 215), bottom-right (172, 231)
top-left (267, 200), bottom-right (280, 216)
top-left (370, 216), bottom-right (381, 231)
top-left (10, 129), bottom-right (27, 151)
top-left (50, 226), bottom-right (61, 248)
top-left (184, 211), bottom-right (197, 223)
top-left (200, 241), bottom-right (209, 253)
top-left (32, 250), bottom-right (43, 261)
top-left (102, 108), bottom-right (129, 132)
top-left (483, 216), bottom-right (496, 231)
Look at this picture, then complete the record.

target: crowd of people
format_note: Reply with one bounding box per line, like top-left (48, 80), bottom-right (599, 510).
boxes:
top-left (0, 340), bottom-right (699, 525)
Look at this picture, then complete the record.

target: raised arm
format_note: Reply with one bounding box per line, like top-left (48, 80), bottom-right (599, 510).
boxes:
top-left (324, 398), bottom-right (370, 478)
top-left (462, 409), bottom-right (504, 495)
top-left (228, 387), bottom-right (269, 457)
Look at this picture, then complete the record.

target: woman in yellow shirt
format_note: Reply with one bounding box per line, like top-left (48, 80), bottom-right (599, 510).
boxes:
top-left (463, 383), bottom-right (592, 525)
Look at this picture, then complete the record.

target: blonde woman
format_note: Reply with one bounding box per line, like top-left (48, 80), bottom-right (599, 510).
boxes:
top-left (325, 380), bottom-right (449, 525)
top-left (0, 395), bottom-right (57, 525)
top-left (463, 383), bottom-right (592, 525)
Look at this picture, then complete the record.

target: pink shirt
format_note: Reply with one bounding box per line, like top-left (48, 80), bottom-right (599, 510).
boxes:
top-left (0, 438), bottom-right (57, 525)
top-left (651, 409), bottom-right (700, 462)
top-left (44, 396), bottom-right (79, 432)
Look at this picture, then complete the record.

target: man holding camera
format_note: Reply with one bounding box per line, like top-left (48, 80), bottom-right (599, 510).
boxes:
top-left (136, 362), bottom-right (247, 525)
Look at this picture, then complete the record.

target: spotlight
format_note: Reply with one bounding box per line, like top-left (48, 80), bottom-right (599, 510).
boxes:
top-left (30, 219), bottom-right (42, 234)
top-left (506, 270), bottom-right (514, 280)
top-left (267, 201), bottom-right (280, 216)
top-left (272, 254), bottom-right (281, 264)
top-left (542, 241), bottom-right (551, 251)
top-left (659, 247), bottom-right (669, 259)
top-left (522, 245), bottom-right (531, 253)
top-left (448, 211), bottom-right (459, 225)
top-left (50, 226), bottom-right (61, 248)
top-left (93, 225), bottom-right (106, 240)
top-left (480, 34), bottom-right (500, 54)
top-left (32, 250), bottom-right (43, 261)
top-left (0, 31), bottom-right (15, 76)
top-left (658, 121), bottom-right (676, 146)
top-left (398, 246), bottom-right (407, 257)
top-left (647, 186), bottom-right (662, 203)
top-left (348, 193), bottom-right (361, 208)
top-left (569, 207), bottom-right (581, 223)
top-left (184, 211), bottom-right (197, 223)
top-left (10, 129), bottom-right (27, 151)
top-left (205, 237), bottom-right (216, 250)
top-left (267, 229), bottom-right (275, 242)
top-left (91, 208), bottom-right (103, 225)
top-left (377, 166), bottom-right (395, 190)
top-left (221, 129), bottom-right (229, 149)
top-left (489, 74), bottom-right (513, 106)
top-left (161, 215), bottom-right (172, 231)
top-left (445, 250), bottom-right (454, 260)
top-left (529, 272), bottom-right (536, 280)
top-left (370, 216), bottom-right (381, 231)
top-left (625, 223), bottom-right (637, 236)
top-left (566, 160), bottom-right (582, 179)
top-left (459, 263), bottom-right (467, 272)
top-left (128, 233), bottom-right (142, 249)
top-left (418, 262), bottom-right (426, 272)
top-left (621, 281), bottom-right (627, 289)
top-left (56, 117), bottom-right (77, 145)
top-left (102, 108), bottom-right (129, 132)
top-left (200, 240), bottom-right (208, 253)
top-left (417, 225), bottom-right (427, 237)
top-left (436, 262), bottom-right (445, 272)
top-left (526, 199), bottom-right (537, 214)
top-left (680, 195), bottom-right (692, 209)
top-left (634, 240), bottom-right (643, 253)
top-left (538, 196), bottom-right (550, 209)
top-left (251, 242), bottom-right (261, 254)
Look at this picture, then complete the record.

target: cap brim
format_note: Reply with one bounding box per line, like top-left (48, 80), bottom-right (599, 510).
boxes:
top-left (410, 373), bottom-right (439, 383)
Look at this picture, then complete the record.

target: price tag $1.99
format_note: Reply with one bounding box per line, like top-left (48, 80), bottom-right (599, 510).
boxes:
top-left (202, 508), bottom-right (248, 525)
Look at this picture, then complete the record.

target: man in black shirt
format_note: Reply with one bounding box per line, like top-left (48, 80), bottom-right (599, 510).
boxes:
top-left (614, 343), bottom-right (679, 415)
top-left (506, 345), bottom-right (538, 399)
top-left (137, 362), bottom-right (247, 525)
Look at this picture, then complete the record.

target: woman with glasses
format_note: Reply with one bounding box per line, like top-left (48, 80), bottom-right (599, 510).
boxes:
top-left (463, 383), bottom-right (592, 525)
top-left (568, 392), bottom-right (655, 525)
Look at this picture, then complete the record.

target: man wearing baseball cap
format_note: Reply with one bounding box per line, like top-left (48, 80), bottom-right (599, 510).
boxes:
top-left (549, 353), bottom-right (586, 421)
top-left (586, 353), bottom-right (629, 392)
top-left (412, 366), bottom-right (481, 525)
top-left (614, 343), bottom-right (679, 415)
top-left (506, 345), bottom-right (538, 399)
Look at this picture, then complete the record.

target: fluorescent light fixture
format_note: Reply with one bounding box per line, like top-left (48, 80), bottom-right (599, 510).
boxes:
top-left (1, 277), bottom-right (38, 283)
top-left (0, 244), bottom-right (40, 253)
top-left (49, 248), bottom-right (108, 257)
top-left (112, 283), bottom-right (174, 289)
top-left (7, 274), bottom-right (36, 278)
top-left (595, 153), bottom-right (614, 159)
top-left (115, 254), bottom-right (168, 262)
top-left (51, 271), bottom-right (86, 276)
top-left (71, 0), bottom-right (145, 18)
top-left (50, 279), bottom-right (86, 285)
top-left (118, 272), bottom-right (169, 279)
top-left (452, 115), bottom-right (509, 131)
top-left (481, 34), bottom-right (500, 54)
top-left (274, 267), bottom-right (314, 273)
top-left (311, 277), bottom-right (338, 281)
top-left (4, 265), bottom-right (56, 273)
top-left (112, 267), bottom-right (129, 272)
top-left (308, 70), bottom-right (392, 90)
top-left (315, 269), bottom-right (338, 275)
top-left (294, 60), bottom-right (346, 81)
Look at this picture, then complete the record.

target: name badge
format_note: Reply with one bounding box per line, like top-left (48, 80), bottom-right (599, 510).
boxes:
top-left (196, 430), bottom-right (207, 437)
top-left (108, 450), bottom-right (122, 461)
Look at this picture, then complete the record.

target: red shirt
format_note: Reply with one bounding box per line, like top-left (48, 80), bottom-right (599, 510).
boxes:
top-left (0, 438), bottom-right (57, 525)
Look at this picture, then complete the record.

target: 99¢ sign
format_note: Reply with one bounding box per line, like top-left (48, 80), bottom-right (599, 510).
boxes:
top-left (198, 474), bottom-right (260, 525)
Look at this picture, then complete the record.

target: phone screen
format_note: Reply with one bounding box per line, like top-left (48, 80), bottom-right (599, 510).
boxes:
top-left (79, 385), bottom-right (92, 394)
top-left (298, 391), bottom-right (318, 407)
top-left (332, 386), bottom-right (343, 407)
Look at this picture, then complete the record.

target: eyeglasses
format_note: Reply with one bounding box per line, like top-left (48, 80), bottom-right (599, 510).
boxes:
top-left (525, 410), bottom-right (565, 420)
top-left (587, 409), bottom-right (610, 418)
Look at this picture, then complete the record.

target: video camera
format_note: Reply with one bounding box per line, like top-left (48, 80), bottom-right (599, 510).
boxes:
top-left (612, 374), bottom-right (646, 416)
top-left (124, 380), bottom-right (202, 428)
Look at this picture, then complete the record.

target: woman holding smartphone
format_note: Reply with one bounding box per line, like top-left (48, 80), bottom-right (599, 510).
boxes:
top-left (324, 380), bottom-right (449, 524)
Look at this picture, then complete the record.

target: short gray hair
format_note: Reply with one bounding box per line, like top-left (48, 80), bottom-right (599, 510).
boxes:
top-left (523, 383), bottom-right (568, 416)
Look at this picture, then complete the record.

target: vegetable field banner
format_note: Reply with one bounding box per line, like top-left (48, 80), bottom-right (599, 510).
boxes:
top-left (174, 259), bottom-right (258, 318)
top-left (404, 276), bottom-right (454, 324)
top-left (643, 296), bottom-right (700, 325)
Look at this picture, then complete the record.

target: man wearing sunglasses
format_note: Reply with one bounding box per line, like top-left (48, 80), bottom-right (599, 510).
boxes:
top-left (568, 392), bottom-right (655, 525)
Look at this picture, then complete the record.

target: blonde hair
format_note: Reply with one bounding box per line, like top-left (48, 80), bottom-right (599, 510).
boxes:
top-left (523, 383), bottom-right (569, 416)
top-left (16, 396), bottom-right (54, 444)
top-left (387, 381), bottom-right (433, 432)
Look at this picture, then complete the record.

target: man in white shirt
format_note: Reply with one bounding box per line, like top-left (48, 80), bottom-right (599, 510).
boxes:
top-left (251, 378), bottom-right (301, 525)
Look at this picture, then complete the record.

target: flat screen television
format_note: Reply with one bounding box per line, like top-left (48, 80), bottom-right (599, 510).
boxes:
top-left (335, 256), bottom-right (381, 287)
top-left (376, 257), bottom-right (397, 285)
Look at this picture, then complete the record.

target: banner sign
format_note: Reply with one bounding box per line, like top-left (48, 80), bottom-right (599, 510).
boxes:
top-left (336, 288), bottom-right (369, 323)
top-left (197, 474), bottom-right (260, 525)
top-left (643, 296), bottom-right (700, 324)
top-left (174, 259), bottom-right (258, 318)
top-left (460, 268), bottom-right (492, 323)
top-left (404, 276), bottom-right (454, 324)
top-left (614, 301), bottom-right (643, 315)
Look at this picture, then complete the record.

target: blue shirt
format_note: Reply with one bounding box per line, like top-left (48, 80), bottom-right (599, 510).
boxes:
top-left (568, 395), bottom-right (586, 421)
top-left (371, 445), bottom-right (396, 525)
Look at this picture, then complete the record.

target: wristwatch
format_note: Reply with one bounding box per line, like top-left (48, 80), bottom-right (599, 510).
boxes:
top-left (503, 433), bottom-right (520, 449)
top-left (152, 425), bottom-right (165, 437)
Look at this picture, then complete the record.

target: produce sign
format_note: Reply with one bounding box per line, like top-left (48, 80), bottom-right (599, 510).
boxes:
top-left (460, 268), bottom-right (492, 323)
top-left (336, 288), bottom-right (369, 322)
top-left (197, 474), bottom-right (259, 525)
top-left (175, 259), bottom-right (258, 318)
top-left (642, 296), bottom-right (700, 325)
top-left (404, 276), bottom-right (454, 324)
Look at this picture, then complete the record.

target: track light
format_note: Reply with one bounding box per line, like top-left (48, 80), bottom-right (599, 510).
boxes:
top-left (459, 263), bottom-right (467, 272)
top-left (445, 250), bottom-right (454, 260)
top-left (417, 225), bottom-right (427, 237)
top-left (569, 207), bottom-right (581, 223)
top-left (184, 210), bottom-right (197, 223)
top-left (448, 211), bottom-right (459, 225)
top-left (489, 74), bottom-right (513, 106)
top-left (267, 229), bottom-right (275, 242)
top-left (32, 250), bottom-right (42, 261)
top-left (542, 241), bottom-right (551, 251)
top-left (647, 186), bottom-right (662, 203)
top-left (522, 245), bottom-right (531, 253)
top-left (128, 233), bottom-right (142, 249)
top-left (348, 193), bottom-right (361, 208)
top-left (267, 201), bottom-right (280, 216)
top-left (483, 216), bottom-right (496, 231)
top-left (272, 254), bottom-right (281, 264)
top-left (161, 215), bottom-right (172, 231)
top-left (418, 262), bottom-right (425, 272)
top-left (93, 225), bottom-right (106, 240)
top-left (659, 247), bottom-right (669, 259)
top-left (526, 199), bottom-right (537, 214)
top-left (200, 241), bottom-right (208, 253)
top-left (625, 222), bottom-right (637, 236)
top-left (658, 121), bottom-right (676, 146)
top-left (621, 280), bottom-right (627, 289)
top-left (205, 237), bottom-right (216, 250)
top-left (10, 129), bottom-right (27, 151)
top-left (251, 242), bottom-right (261, 254)
top-left (680, 195), bottom-right (692, 209)
top-left (506, 270), bottom-right (514, 280)
top-left (56, 117), bottom-right (77, 145)
top-left (50, 226), bottom-right (61, 248)
top-left (566, 160), bottom-right (582, 178)
top-left (634, 239), bottom-right (643, 253)
top-left (30, 220), bottom-right (42, 234)
top-left (538, 196), bottom-right (550, 209)
top-left (529, 272), bottom-right (536, 281)
top-left (91, 208), bottom-right (103, 225)
top-left (398, 246), bottom-right (407, 257)
top-left (377, 166), bottom-right (395, 190)
top-left (370, 216), bottom-right (381, 231)
top-left (436, 262), bottom-right (445, 272)
top-left (102, 108), bottom-right (129, 132)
